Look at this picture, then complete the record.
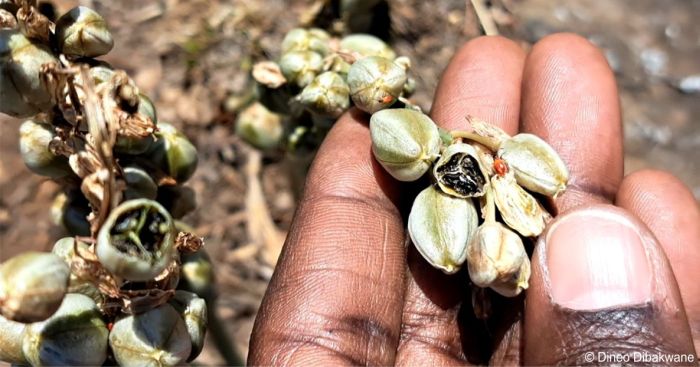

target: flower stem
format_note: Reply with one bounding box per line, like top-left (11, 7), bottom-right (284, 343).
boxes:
top-left (450, 130), bottom-right (500, 151)
top-left (484, 185), bottom-right (496, 223)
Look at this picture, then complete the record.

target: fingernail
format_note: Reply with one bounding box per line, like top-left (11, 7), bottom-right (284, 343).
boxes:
top-left (545, 209), bottom-right (652, 310)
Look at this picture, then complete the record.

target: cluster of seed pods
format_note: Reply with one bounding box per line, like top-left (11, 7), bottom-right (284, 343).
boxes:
top-left (0, 2), bottom-right (211, 365)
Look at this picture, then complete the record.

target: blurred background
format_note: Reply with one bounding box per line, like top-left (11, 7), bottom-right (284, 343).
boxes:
top-left (1, 0), bottom-right (698, 364)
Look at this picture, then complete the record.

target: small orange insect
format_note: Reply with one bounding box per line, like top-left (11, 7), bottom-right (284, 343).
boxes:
top-left (380, 95), bottom-right (394, 104)
top-left (107, 322), bottom-right (114, 331)
top-left (493, 158), bottom-right (508, 177)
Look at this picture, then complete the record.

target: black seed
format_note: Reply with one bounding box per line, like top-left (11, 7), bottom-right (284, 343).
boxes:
top-left (436, 153), bottom-right (486, 196)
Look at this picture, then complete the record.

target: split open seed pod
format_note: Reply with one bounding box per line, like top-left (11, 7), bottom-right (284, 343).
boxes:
top-left (55, 6), bottom-right (113, 58)
top-left (96, 199), bottom-right (176, 281)
top-left (296, 71), bottom-right (350, 117)
top-left (19, 119), bottom-right (72, 178)
top-left (170, 291), bottom-right (207, 362)
top-left (109, 303), bottom-right (192, 367)
top-left (347, 56), bottom-right (407, 113)
top-left (0, 29), bottom-right (58, 117)
top-left (408, 185), bottom-right (479, 274)
top-left (433, 143), bottom-right (490, 198)
top-left (281, 28), bottom-right (330, 56)
top-left (235, 102), bottom-right (284, 150)
top-left (146, 122), bottom-right (198, 183)
top-left (491, 172), bottom-right (551, 237)
top-left (339, 34), bottom-right (396, 60)
top-left (370, 108), bottom-right (440, 181)
top-left (123, 166), bottom-right (158, 201)
top-left (22, 293), bottom-right (108, 366)
top-left (0, 315), bottom-right (28, 364)
top-left (466, 222), bottom-right (530, 297)
top-left (279, 50), bottom-right (324, 89)
top-left (498, 133), bottom-right (569, 197)
top-left (0, 252), bottom-right (69, 323)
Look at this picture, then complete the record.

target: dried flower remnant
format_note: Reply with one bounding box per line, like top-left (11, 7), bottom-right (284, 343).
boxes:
top-left (491, 171), bottom-right (551, 237)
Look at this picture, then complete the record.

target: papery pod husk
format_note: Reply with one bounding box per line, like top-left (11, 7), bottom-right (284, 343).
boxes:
top-left (296, 71), bottom-right (350, 118)
top-left (347, 56), bottom-right (407, 113)
top-left (22, 294), bottom-right (108, 366)
top-left (19, 119), bottom-right (72, 178)
top-left (408, 185), bottom-right (479, 274)
top-left (55, 6), bottom-right (113, 58)
top-left (339, 33), bottom-right (396, 60)
top-left (279, 50), bottom-right (324, 89)
top-left (123, 166), bottom-right (158, 201)
top-left (51, 237), bottom-right (104, 304)
top-left (491, 172), bottom-right (551, 237)
top-left (145, 122), bottom-right (198, 183)
top-left (169, 291), bottom-right (207, 362)
top-left (0, 315), bottom-right (28, 364)
top-left (0, 29), bottom-right (58, 117)
top-left (235, 102), bottom-right (284, 151)
top-left (178, 249), bottom-right (214, 299)
top-left (370, 108), bottom-right (440, 181)
top-left (467, 115), bottom-right (511, 149)
top-left (96, 199), bottom-right (176, 281)
top-left (50, 191), bottom-right (91, 236)
top-left (109, 303), bottom-right (192, 367)
top-left (433, 143), bottom-right (490, 198)
top-left (114, 94), bottom-right (158, 155)
top-left (466, 222), bottom-right (530, 297)
top-left (281, 28), bottom-right (330, 56)
top-left (0, 252), bottom-right (69, 323)
top-left (498, 133), bottom-right (569, 198)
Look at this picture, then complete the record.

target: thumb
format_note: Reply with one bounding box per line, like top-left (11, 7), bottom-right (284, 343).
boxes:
top-left (523, 204), bottom-right (698, 365)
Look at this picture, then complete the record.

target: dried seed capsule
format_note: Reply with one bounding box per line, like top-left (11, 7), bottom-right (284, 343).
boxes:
top-left (281, 28), bottom-right (330, 56)
top-left (123, 166), bottom-right (158, 201)
top-left (23, 294), bottom-right (108, 366)
top-left (0, 252), bottom-right (69, 323)
top-left (491, 172), bottom-right (551, 237)
top-left (433, 143), bottom-right (490, 198)
top-left (498, 133), bottom-right (569, 197)
top-left (109, 303), bottom-right (192, 367)
top-left (370, 109), bottom-right (440, 181)
top-left (466, 222), bottom-right (530, 297)
top-left (51, 237), bottom-right (103, 304)
top-left (96, 199), bottom-right (176, 281)
top-left (169, 291), bottom-right (207, 362)
top-left (19, 119), bottom-right (72, 178)
top-left (279, 50), bottom-right (324, 89)
top-left (235, 102), bottom-right (284, 150)
top-left (347, 56), bottom-right (407, 113)
top-left (146, 122), bottom-right (198, 183)
top-left (295, 71), bottom-right (350, 117)
top-left (339, 34), bottom-right (396, 60)
top-left (55, 6), bottom-right (113, 58)
top-left (50, 191), bottom-right (91, 236)
top-left (179, 250), bottom-right (214, 298)
top-left (0, 315), bottom-right (27, 364)
top-left (0, 30), bottom-right (58, 117)
top-left (408, 185), bottom-right (479, 274)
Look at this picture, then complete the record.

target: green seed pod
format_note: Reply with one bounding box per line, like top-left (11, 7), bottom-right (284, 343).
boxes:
top-left (466, 222), bottom-right (530, 297)
top-left (109, 303), bottom-right (192, 367)
top-left (498, 133), bottom-right (569, 198)
top-left (0, 315), bottom-right (28, 364)
top-left (169, 291), bottom-right (207, 362)
top-left (491, 172), bottom-right (551, 237)
top-left (114, 94), bottom-right (158, 155)
top-left (408, 186), bottom-right (479, 274)
top-left (123, 166), bottom-right (158, 201)
top-left (19, 119), bottom-right (72, 178)
top-left (145, 122), bottom-right (198, 183)
top-left (22, 294), bottom-right (108, 366)
top-left (325, 54), bottom-right (351, 78)
top-left (50, 191), bottom-right (91, 236)
top-left (279, 50), bottom-right (324, 89)
top-left (403, 77), bottom-right (416, 97)
top-left (0, 29), bottom-right (58, 117)
top-left (296, 71), bottom-right (350, 118)
top-left (156, 185), bottom-right (197, 219)
top-left (339, 34), bottom-right (395, 60)
top-left (347, 56), bottom-right (407, 113)
top-left (55, 6), bottom-right (113, 58)
top-left (433, 143), bottom-right (489, 198)
top-left (96, 199), bottom-right (175, 281)
top-left (0, 252), bottom-right (69, 323)
top-left (51, 238), bottom-right (104, 304)
top-left (235, 102), bottom-right (284, 150)
top-left (370, 109), bottom-right (440, 181)
top-left (281, 28), bottom-right (330, 55)
top-left (178, 250), bottom-right (214, 299)
top-left (138, 93), bottom-right (158, 123)
top-left (87, 62), bottom-right (115, 84)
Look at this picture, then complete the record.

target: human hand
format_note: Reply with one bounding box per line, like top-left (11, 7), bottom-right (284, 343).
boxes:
top-left (248, 34), bottom-right (700, 365)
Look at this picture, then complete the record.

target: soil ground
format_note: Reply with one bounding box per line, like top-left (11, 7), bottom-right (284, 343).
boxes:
top-left (1, 0), bottom-right (698, 365)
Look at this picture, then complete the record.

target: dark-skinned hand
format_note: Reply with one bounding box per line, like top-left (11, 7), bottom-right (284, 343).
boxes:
top-left (248, 34), bottom-right (700, 365)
